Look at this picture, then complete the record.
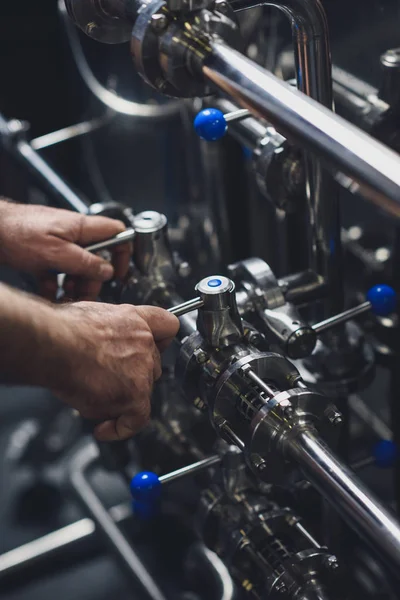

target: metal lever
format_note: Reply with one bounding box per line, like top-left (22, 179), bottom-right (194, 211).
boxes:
top-left (194, 107), bottom-right (251, 141)
top-left (167, 297), bottom-right (204, 317)
top-left (130, 455), bottom-right (221, 518)
top-left (313, 284), bottom-right (396, 334)
top-left (85, 228), bottom-right (136, 253)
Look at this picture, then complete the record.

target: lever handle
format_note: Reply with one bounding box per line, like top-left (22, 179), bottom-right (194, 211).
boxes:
top-left (130, 455), bottom-right (221, 518)
top-left (84, 228), bottom-right (136, 253)
top-left (194, 108), bottom-right (250, 141)
top-left (313, 284), bottom-right (396, 334)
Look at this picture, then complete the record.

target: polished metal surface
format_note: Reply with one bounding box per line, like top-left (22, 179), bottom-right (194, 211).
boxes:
top-left (30, 116), bottom-right (111, 150)
top-left (195, 276), bottom-right (244, 347)
top-left (313, 301), bottom-right (371, 334)
top-left (160, 455), bottom-right (221, 484)
top-left (0, 113), bottom-right (89, 214)
top-left (168, 297), bottom-right (204, 317)
top-left (85, 228), bottom-right (136, 253)
top-left (288, 430), bottom-right (400, 571)
top-left (70, 444), bottom-right (167, 600)
top-left (202, 42), bottom-right (400, 216)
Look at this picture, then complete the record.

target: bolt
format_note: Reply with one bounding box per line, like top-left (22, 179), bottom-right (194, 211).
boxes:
top-left (283, 405), bottom-right (294, 420)
top-left (194, 349), bottom-right (209, 364)
top-left (86, 21), bottom-right (97, 34)
top-left (324, 555), bottom-right (339, 571)
top-left (178, 261), bottom-right (191, 278)
top-left (275, 581), bottom-right (287, 594)
top-left (151, 13), bottom-right (168, 32)
top-left (324, 405), bottom-right (343, 426)
top-left (194, 397), bottom-right (207, 411)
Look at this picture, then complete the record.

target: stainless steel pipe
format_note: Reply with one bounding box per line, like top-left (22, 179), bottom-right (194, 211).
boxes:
top-left (202, 42), bottom-right (400, 216)
top-left (288, 429), bottom-right (400, 570)
top-left (230, 0), bottom-right (342, 316)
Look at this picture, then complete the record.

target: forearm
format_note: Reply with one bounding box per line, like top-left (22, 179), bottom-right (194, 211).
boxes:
top-left (0, 283), bottom-right (71, 387)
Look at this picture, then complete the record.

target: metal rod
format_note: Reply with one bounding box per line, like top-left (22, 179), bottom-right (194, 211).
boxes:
top-left (231, 0), bottom-right (342, 319)
top-left (0, 502), bottom-right (131, 578)
top-left (85, 228), bottom-right (136, 253)
top-left (288, 429), bottom-right (400, 571)
top-left (202, 42), bottom-right (400, 218)
top-left (313, 301), bottom-right (371, 334)
top-left (159, 455), bottom-right (221, 484)
top-left (168, 297), bottom-right (204, 317)
top-left (30, 116), bottom-right (110, 150)
top-left (242, 367), bottom-right (275, 397)
top-left (70, 444), bottom-right (167, 600)
top-left (224, 109), bottom-right (251, 122)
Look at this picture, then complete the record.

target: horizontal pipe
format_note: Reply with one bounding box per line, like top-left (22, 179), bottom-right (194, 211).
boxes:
top-left (202, 42), bottom-right (400, 219)
top-left (288, 429), bottom-right (400, 571)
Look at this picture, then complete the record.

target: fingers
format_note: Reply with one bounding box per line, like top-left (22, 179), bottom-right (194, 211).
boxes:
top-left (52, 243), bottom-right (115, 282)
top-left (38, 273), bottom-right (59, 301)
top-left (76, 216), bottom-right (126, 246)
top-left (111, 242), bottom-right (133, 280)
top-left (135, 306), bottom-right (180, 343)
top-left (94, 411), bottom-right (150, 441)
top-left (62, 276), bottom-right (102, 302)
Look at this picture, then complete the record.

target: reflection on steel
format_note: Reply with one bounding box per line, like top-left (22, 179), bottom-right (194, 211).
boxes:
top-left (202, 42), bottom-right (400, 217)
top-left (31, 116), bottom-right (111, 150)
top-left (85, 228), bottom-right (136, 253)
top-left (0, 503), bottom-right (132, 578)
top-left (59, 0), bottom-right (181, 119)
top-left (289, 430), bottom-right (400, 570)
top-left (160, 455), bottom-right (221, 484)
top-left (313, 301), bottom-right (371, 333)
top-left (70, 444), bottom-right (167, 600)
top-left (168, 297), bottom-right (204, 317)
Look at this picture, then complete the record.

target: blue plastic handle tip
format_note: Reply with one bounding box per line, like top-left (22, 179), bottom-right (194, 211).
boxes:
top-left (373, 439), bottom-right (398, 468)
top-left (130, 471), bottom-right (161, 519)
top-left (366, 284), bottom-right (396, 316)
top-left (194, 109), bottom-right (227, 141)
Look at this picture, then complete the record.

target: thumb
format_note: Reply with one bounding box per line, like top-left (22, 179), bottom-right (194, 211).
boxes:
top-left (52, 242), bottom-right (114, 281)
top-left (135, 306), bottom-right (180, 341)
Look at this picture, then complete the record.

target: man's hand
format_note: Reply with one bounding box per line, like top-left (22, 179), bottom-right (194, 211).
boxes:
top-left (55, 302), bottom-right (179, 440)
top-left (0, 200), bottom-right (131, 301)
top-left (0, 284), bottom-right (180, 440)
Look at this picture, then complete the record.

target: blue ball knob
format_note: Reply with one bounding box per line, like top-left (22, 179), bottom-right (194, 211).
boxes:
top-left (373, 439), bottom-right (398, 468)
top-left (130, 471), bottom-right (161, 519)
top-left (366, 284), bottom-right (396, 316)
top-left (194, 109), bottom-right (227, 141)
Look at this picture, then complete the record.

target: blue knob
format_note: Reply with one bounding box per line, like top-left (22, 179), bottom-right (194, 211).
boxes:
top-left (130, 471), bottom-right (161, 519)
top-left (373, 439), bottom-right (398, 468)
top-left (366, 284), bottom-right (396, 316)
top-left (194, 109), bottom-right (227, 141)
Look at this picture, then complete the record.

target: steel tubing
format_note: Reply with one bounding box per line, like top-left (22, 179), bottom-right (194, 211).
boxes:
top-left (202, 42), bottom-right (400, 218)
top-left (288, 429), bottom-right (400, 571)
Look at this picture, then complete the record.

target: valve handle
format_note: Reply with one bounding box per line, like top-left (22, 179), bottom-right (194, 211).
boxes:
top-left (194, 108), bottom-right (250, 141)
top-left (366, 284), bottom-right (396, 317)
top-left (313, 284), bottom-right (396, 334)
top-left (130, 455), bottom-right (221, 519)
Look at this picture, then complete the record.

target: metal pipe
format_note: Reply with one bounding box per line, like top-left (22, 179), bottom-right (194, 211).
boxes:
top-left (0, 502), bottom-right (131, 578)
top-left (202, 42), bottom-right (400, 217)
top-left (0, 114), bottom-right (89, 214)
top-left (230, 0), bottom-right (341, 317)
top-left (69, 443), bottom-right (167, 600)
top-left (288, 429), bottom-right (400, 571)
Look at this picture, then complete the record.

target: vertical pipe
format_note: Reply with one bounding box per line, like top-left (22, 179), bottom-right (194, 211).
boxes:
top-left (230, 0), bottom-right (343, 316)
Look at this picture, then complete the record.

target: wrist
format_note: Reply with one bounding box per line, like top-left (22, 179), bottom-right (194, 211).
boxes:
top-left (0, 284), bottom-right (75, 389)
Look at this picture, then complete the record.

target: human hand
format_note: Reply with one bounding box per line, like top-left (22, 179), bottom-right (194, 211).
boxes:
top-left (52, 302), bottom-right (179, 440)
top-left (0, 200), bottom-right (132, 301)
